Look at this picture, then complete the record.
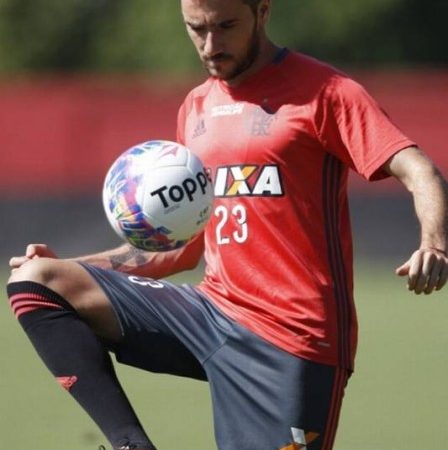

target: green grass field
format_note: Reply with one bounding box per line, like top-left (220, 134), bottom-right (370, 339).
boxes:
top-left (1, 261), bottom-right (447, 449)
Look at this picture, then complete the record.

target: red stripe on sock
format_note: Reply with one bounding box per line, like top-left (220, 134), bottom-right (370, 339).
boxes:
top-left (9, 292), bottom-right (58, 304)
top-left (9, 293), bottom-right (63, 319)
top-left (14, 303), bottom-right (62, 319)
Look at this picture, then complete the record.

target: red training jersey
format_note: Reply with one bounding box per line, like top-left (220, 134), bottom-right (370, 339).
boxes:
top-left (177, 50), bottom-right (415, 370)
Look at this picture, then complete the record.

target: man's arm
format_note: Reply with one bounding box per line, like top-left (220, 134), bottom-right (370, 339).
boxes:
top-left (383, 146), bottom-right (448, 294)
top-left (9, 233), bottom-right (205, 280)
top-left (77, 233), bottom-right (205, 278)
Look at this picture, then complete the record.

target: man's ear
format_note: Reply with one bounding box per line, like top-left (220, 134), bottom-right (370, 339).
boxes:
top-left (258, 0), bottom-right (271, 25)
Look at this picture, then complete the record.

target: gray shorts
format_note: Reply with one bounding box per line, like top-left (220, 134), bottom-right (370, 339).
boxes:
top-left (81, 263), bottom-right (349, 450)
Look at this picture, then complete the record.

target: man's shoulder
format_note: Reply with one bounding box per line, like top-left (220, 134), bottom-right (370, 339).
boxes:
top-left (283, 51), bottom-right (344, 83)
top-left (281, 50), bottom-right (363, 99)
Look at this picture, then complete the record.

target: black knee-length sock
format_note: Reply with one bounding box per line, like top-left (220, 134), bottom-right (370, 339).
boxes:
top-left (7, 281), bottom-right (155, 450)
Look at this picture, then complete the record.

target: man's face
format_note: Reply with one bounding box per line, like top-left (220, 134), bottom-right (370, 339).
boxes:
top-left (181, 0), bottom-right (264, 81)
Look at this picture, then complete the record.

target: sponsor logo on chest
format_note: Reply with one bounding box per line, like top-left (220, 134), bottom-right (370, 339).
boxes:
top-left (211, 103), bottom-right (245, 117)
top-left (213, 165), bottom-right (284, 197)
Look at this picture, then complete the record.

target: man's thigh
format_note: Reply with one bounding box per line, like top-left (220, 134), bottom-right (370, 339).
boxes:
top-left (205, 324), bottom-right (349, 450)
top-left (80, 263), bottom-right (233, 381)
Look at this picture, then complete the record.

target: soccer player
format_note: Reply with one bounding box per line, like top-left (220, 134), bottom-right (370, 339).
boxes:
top-left (7, 0), bottom-right (448, 449)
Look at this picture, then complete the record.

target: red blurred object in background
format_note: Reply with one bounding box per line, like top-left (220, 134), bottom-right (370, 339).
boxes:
top-left (0, 71), bottom-right (446, 197)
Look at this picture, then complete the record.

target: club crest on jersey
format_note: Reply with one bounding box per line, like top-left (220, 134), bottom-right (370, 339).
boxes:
top-left (248, 104), bottom-right (277, 136)
top-left (213, 164), bottom-right (284, 198)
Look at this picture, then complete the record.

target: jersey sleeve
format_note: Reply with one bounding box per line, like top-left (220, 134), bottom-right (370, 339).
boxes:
top-left (176, 101), bottom-right (187, 145)
top-left (314, 75), bottom-right (416, 180)
top-left (177, 90), bottom-right (196, 146)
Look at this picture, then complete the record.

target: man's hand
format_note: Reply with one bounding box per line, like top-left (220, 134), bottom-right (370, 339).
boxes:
top-left (383, 147), bottom-right (447, 295)
top-left (9, 244), bottom-right (58, 272)
top-left (396, 248), bottom-right (448, 294)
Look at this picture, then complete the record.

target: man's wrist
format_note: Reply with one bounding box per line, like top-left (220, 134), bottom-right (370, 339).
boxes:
top-left (421, 246), bottom-right (447, 256)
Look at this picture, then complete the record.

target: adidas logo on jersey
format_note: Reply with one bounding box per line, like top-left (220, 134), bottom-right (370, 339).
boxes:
top-left (192, 118), bottom-right (206, 138)
top-left (213, 165), bottom-right (284, 197)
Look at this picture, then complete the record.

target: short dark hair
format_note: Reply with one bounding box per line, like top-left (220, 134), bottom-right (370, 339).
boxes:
top-left (242, 0), bottom-right (262, 14)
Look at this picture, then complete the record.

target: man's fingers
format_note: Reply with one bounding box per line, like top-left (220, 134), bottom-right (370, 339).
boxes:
top-left (25, 244), bottom-right (38, 258)
top-left (395, 261), bottom-right (410, 276)
top-left (416, 251), bottom-right (438, 294)
top-left (436, 264), bottom-right (448, 291)
top-left (26, 243), bottom-right (51, 258)
top-left (9, 256), bottom-right (30, 269)
top-left (423, 256), bottom-right (444, 294)
top-left (9, 244), bottom-right (58, 273)
top-left (403, 249), bottom-right (448, 294)
top-left (406, 252), bottom-right (423, 292)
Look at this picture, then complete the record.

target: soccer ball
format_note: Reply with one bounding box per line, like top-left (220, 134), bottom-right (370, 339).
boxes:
top-left (102, 140), bottom-right (213, 251)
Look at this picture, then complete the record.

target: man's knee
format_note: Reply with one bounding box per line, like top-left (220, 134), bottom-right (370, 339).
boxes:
top-left (8, 257), bottom-right (60, 286)
top-left (7, 258), bottom-right (91, 313)
top-left (7, 260), bottom-right (121, 340)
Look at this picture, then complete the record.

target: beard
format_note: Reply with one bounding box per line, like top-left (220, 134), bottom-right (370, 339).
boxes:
top-left (203, 20), bottom-right (261, 81)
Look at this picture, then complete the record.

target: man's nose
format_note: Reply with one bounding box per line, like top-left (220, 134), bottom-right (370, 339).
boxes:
top-left (203, 31), bottom-right (223, 58)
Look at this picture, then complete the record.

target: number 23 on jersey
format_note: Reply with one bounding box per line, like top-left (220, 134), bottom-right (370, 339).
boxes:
top-left (214, 204), bottom-right (248, 245)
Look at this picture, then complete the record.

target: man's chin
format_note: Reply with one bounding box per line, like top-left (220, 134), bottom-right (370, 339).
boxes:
top-left (206, 67), bottom-right (240, 82)
top-left (205, 57), bottom-right (256, 82)
top-left (204, 60), bottom-right (235, 79)
top-left (205, 66), bottom-right (226, 79)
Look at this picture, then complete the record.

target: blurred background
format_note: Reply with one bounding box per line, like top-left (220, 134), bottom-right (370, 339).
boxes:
top-left (0, 1), bottom-right (447, 449)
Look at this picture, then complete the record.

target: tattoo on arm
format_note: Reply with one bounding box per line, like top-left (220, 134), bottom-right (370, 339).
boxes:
top-left (109, 246), bottom-right (149, 271)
